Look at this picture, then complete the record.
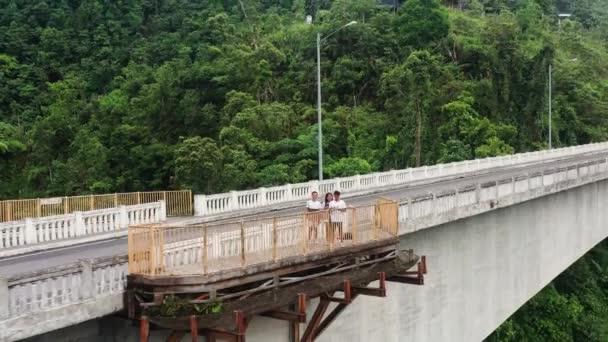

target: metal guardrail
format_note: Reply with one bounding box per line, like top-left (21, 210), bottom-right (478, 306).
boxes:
top-left (128, 200), bottom-right (400, 276)
top-left (0, 190), bottom-right (192, 223)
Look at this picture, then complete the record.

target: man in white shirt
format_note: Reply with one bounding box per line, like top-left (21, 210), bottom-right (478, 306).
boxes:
top-left (328, 190), bottom-right (348, 241)
top-left (306, 191), bottom-right (323, 239)
top-left (306, 191), bottom-right (323, 211)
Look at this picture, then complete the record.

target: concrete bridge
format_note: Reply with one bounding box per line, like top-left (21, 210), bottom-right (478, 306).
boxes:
top-left (1, 142), bottom-right (608, 341)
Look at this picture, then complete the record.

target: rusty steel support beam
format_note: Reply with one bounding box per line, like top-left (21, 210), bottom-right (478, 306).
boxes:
top-left (300, 298), bottom-right (330, 342)
top-left (190, 316), bottom-right (198, 342)
top-left (166, 331), bottom-right (186, 342)
top-left (323, 280), bottom-right (352, 304)
top-left (387, 274), bottom-right (423, 285)
top-left (312, 294), bottom-right (359, 340)
top-left (140, 317), bottom-right (149, 342)
top-left (262, 310), bottom-right (306, 323)
top-left (353, 272), bottom-right (387, 297)
top-left (235, 310), bottom-right (247, 342)
top-left (421, 255), bottom-right (427, 274)
top-left (389, 258), bottom-right (426, 285)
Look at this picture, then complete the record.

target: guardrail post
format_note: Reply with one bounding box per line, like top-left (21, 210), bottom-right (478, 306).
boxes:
top-left (391, 170), bottom-right (398, 184)
top-left (23, 218), bottom-right (33, 245)
top-left (230, 191), bottom-right (239, 211)
top-left (335, 178), bottom-right (342, 191)
top-left (194, 195), bottom-right (207, 216)
top-left (408, 169), bottom-right (413, 181)
top-left (159, 201), bottom-right (167, 222)
top-left (355, 175), bottom-right (362, 189)
top-left (259, 188), bottom-right (267, 206)
top-left (74, 211), bottom-right (85, 236)
top-left (80, 260), bottom-right (94, 299)
top-left (0, 277), bottom-right (8, 319)
top-left (118, 205), bottom-right (128, 229)
top-left (285, 184), bottom-right (293, 201)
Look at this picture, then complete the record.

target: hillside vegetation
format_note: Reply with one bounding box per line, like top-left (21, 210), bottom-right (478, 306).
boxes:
top-left (2, 0), bottom-right (608, 197)
top-left (2, 1), bottom-right (608, 339)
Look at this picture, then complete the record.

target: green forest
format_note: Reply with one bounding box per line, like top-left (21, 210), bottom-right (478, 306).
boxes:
top-left (1, 0), bottom-right (608, 339)
top-left (2, 0), bottom-right (608, 198)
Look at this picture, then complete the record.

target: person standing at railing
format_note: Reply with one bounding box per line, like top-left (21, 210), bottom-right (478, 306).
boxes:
top-left (329, 190), bottom-right (348, 241)
top-left (306, 191), bottom-right (323, 240)
top-left (322, 192), bottom-right (334, 242)
top-left (323, 192), bottom-right (333, 209)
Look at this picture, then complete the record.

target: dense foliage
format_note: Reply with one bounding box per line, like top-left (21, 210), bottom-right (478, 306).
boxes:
top-left (2, 0), bottom-right (608, 339)
top-left (2, 0), bottom-right (608, 198)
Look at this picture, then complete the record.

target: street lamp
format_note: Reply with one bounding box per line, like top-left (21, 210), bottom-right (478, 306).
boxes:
top-left (316, 21), bottom-right (357, 181)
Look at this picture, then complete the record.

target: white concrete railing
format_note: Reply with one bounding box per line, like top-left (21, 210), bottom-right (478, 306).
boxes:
top-left (168, 155), bottom-right (608, 272)
top-left (0, 256), bottom-right (128, 341)
top-left (2, 151), bottom-right (608, 341)
top-left (398, 155), bottom-right (608, 234)
top-left (0, 201), bottom-right (166, 257)
top-left (194, 142), bottom-right (608, 217)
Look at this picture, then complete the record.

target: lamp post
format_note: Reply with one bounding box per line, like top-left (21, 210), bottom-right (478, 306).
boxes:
top-left (317, 21), bottom-right (357, 181)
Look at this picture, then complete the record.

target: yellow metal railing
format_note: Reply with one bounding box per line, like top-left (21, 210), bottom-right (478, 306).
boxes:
top-left (128, 199), bottom-right (400, 276)
top-left (0, 190), bottom-right (192, 223)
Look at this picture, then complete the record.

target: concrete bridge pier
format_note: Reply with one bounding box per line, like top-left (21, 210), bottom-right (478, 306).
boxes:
top-left (315, 180), bottom-right (608, 342)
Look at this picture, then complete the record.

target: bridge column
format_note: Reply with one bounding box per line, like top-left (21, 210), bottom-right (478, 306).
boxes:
top-left (0, 277), bottom-right (8, 319)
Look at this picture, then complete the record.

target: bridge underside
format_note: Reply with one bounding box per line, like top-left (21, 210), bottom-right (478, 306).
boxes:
top-left (128, 240), bottom-right (426, 341)
top-left (315, 179), bottom-right (608, 342)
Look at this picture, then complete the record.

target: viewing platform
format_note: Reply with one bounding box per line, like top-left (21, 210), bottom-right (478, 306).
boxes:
top-left (126, 199), bottom-right (427, 341)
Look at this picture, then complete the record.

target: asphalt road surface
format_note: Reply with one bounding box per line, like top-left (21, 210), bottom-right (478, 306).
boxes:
top-left (1, 150), bottom-right (606, 278)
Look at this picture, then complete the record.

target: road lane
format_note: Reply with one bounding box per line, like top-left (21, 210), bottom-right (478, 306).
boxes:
top-left (1, 149), bottom-right (606, 278)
